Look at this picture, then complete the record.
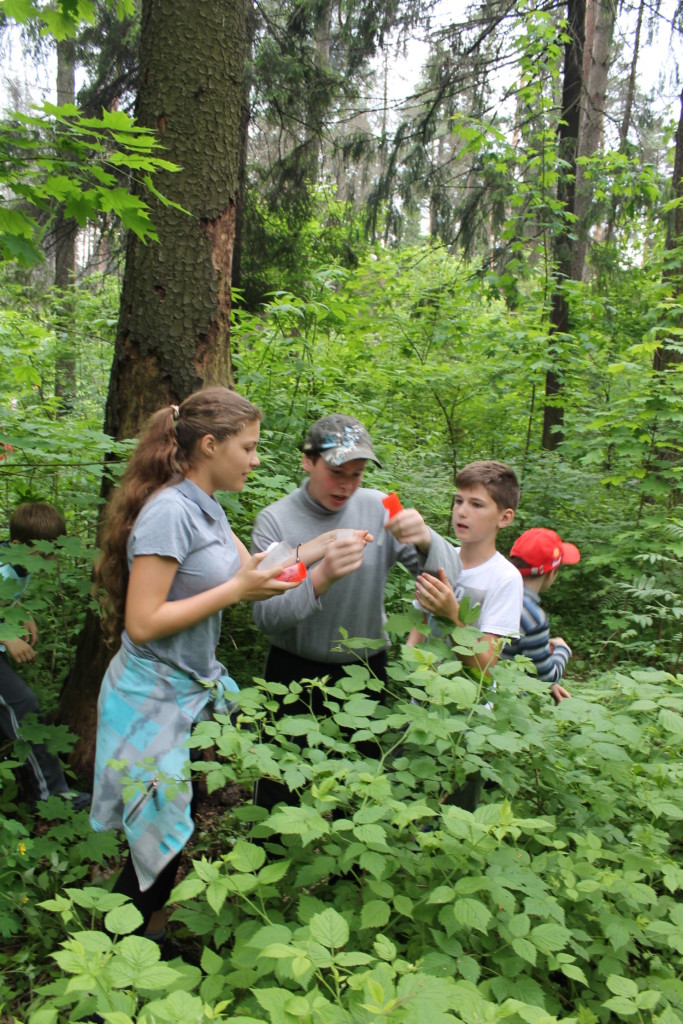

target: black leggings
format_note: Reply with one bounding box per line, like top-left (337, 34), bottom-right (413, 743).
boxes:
top-left (253, 647), bottom-right (388, 812)
top-left (112, 781), bottom-right (199, 935)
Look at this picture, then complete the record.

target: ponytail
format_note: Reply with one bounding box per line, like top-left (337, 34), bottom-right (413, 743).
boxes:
top-left (95, 387), bottom-right (261, 646)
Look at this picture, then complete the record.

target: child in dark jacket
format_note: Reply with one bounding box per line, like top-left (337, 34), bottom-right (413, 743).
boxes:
top-left (0, 502), bottom-right (90, 808)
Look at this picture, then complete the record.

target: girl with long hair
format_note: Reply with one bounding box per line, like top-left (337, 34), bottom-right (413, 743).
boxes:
top-left (91, 386), bottom-right (304, 939)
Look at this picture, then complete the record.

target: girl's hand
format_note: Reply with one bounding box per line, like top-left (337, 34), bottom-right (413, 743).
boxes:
top-left (233, 552), bottom-right (304, 602)
top-left (415, 568), bottom-right (460, 624)
top-left (23, 618), bottom-right (38, 648)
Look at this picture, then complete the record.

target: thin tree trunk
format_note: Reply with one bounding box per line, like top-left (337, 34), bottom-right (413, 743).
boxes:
top-left (571, 0), bottom-right (615, 282)
top-left (653, 88), bottom-right (683, 374)
top-left (54, 38), bottom-right (78, 415)
top-left (542, 0), bottom-right (585, 451)
top-left (605, 0), bottom-right (644, 242)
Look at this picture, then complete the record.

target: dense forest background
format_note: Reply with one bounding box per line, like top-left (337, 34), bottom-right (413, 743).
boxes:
top-left (0, 1), bottom-right (681, 1022)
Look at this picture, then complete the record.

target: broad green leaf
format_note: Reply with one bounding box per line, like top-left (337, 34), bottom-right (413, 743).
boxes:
top-left (603, 996), bottom-right (638, 1015)
top-left (530, 922), bottom-right (571, 953)
top-left (454, 898), bottom-right (492, 933)
top-left (374, 935), bottom-right (397, 961)
top-left (361, 900), bottom-right (391, 930)
top-left (228, 838), bottom-right (265, 872)
top-left (561, 963), bottom-right (588, 984)
top-left (512, 937), bottom-right (537, 964)
top-left (104, 904), bottom-right (144, 936)
top-left (606, 975), bottom-right (639, 998)
top-left (309, 908), bottom-right (350, 949)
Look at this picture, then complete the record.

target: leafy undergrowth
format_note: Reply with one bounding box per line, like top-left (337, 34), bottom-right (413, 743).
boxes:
top-left (2, 631), bottom-right (682, 1023)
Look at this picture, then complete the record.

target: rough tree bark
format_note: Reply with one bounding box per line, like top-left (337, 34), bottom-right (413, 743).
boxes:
top-left (59, 0), bottom-right (248, 775)
top-left (654, 88), bottom-right (683, 375)
top-left (571, 0), bottom-right (615, 283)
top-left (53, 38), bottom-right (78, 415)
top-left (541, 0), bottom-right (585, 451)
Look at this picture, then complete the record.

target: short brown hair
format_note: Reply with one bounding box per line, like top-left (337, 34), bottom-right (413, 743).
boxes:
top-left (9, 502), bottom-right (66, 544)
top-left (455, 460), bottom-right (519, 511)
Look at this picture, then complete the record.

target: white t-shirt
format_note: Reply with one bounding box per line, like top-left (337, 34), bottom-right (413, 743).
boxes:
top-left (417, 543), bottom-right (522, 639)
top-left (450, 550), bottom-right (522, 637)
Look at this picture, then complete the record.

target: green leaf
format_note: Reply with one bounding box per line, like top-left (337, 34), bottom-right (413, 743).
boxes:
top-left (108, 936), bottom-right (180, 990)
top-left (308, 908), bottom-right (350, 949)
top-left (258, 859), bottom-right (290, 884)
top-left (104, 904), bottom-right (144, 936)
top-left (561, 963), bottom-right (588, 984)
top-left (603, 996), bottom-right (638, 1015)
top-left (606, 975), bottom-right (639, 998)
top-left (206, 877), bottom-right (231, 915)
top-left (374, 935), bottom-right (397, 961)
top-left (512, 937), bottom-right (537, 964)
top-left (1, 0), bottom-right (35, 23)
top-left (454, 898), bottom-right (492, 933)
top-left (268, 805), bottom-right (330, 844)
top-left (228, 838), bottom-right (266, 873)
top-left (508, 913), bottom-right (531, 937)
top-left (530, 922), bottom-right (571, 953)
top-left (427, 886), bottom-right (455, 904)
top-left (169, 876), bottom-right (206, 901)
top-left (361, 900), bottom-right (391, 929)
top-left (659, 708), bottom-right (683, 735)
top-left (201, 945), bottom-right (224, 975)
top-left (393, 894), bottom-right (414, 916)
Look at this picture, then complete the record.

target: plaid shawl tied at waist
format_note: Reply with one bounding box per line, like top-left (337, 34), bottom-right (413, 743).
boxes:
top-left (90, 645), bottom-right (237, 891)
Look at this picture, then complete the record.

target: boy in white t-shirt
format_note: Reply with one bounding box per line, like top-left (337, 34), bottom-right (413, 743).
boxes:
top-left (406, 461), bottom-right (523, 811)
top-left (408, 460), bottom-right (523, 677)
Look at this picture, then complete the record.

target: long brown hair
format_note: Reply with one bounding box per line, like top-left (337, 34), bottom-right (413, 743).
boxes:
top-left (95, 386), bottom-right (262, 646)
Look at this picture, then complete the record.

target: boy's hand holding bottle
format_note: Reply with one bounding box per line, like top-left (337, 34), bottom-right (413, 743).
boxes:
top-left (383, 494), bottom-right (432, 552)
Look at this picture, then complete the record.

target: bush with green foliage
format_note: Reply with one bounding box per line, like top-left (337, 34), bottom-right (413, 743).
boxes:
top-left (14, 622), bottom-right (682, 1023)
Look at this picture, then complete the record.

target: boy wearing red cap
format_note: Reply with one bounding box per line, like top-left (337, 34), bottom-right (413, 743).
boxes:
top-left (503, 527), bottom-right (581, 703)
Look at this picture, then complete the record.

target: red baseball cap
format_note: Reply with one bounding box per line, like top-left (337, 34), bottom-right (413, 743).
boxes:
top-left (510, 527), bottom-right (580, 576)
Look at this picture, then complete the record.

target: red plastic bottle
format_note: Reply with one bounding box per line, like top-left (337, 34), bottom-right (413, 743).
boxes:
top-left (382, 492), bottom-right (403, 518)
top-left (276, 562), bottom-right (307, 582)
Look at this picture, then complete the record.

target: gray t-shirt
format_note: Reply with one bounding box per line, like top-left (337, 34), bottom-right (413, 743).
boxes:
top-left (121, 477), bottom-right (240, 681)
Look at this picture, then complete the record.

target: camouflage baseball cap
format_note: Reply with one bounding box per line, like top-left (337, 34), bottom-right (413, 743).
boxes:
top-left (301, 414), bottom-right (381, 467)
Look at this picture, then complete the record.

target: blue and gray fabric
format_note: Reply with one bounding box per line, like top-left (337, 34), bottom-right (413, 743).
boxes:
top-left (90, 646), bottom-right (237, 891)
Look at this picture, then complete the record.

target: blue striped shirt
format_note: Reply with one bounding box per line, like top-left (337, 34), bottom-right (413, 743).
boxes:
top-left (502, 586), bottom-right (569, 683)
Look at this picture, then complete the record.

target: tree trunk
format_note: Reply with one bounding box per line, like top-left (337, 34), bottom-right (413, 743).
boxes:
top-left (605, 0), bottom-right (644, 244)
top-left (653, 88), bottom-right (683, 374)
top-left (541, 0), bottom-right (585, 451)
top-left (232, 0), bottom-right (256, 293)
top-left (59, 0), bottom-right (248, 777)
top-left (54, 38), bottom-right (78, 416)
top-left (571, 0), bottom-right (615, 283)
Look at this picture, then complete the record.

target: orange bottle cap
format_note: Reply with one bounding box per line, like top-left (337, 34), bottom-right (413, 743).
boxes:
top-left (382, 492), bottom-right (403, 518)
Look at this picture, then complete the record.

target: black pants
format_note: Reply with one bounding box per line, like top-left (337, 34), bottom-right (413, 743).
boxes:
top-left (0, 650), bottom-right (68, 801)
top-left (253, 647), bottom-right (388, 812)
top-left (112, 769), bottom-right (200, 935)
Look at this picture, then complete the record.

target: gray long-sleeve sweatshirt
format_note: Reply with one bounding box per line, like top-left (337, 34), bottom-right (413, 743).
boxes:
top-left (251, 481), bottom-right (461, 664)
